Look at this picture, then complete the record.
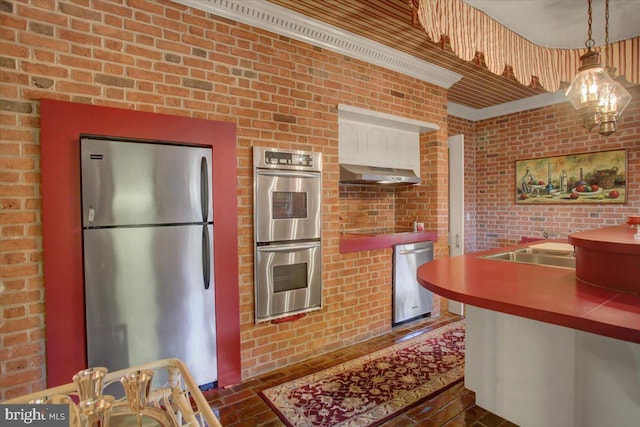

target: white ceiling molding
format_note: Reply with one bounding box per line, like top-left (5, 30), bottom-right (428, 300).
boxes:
top-left (338, 104), bottom-right (439, 134)
top-left (172, 0), bottom-right (461, 89)
top-left (447, 92), bottom-right (569, 122)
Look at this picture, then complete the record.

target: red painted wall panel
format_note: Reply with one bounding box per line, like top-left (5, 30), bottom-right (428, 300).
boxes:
top-left (40, 99), bottom-right (241, 387)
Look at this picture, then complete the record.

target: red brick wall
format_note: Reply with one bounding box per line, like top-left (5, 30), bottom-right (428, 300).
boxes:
top-left (463, 85), bottom-right (640, 252)
top-left (0, 0), bottom-right (448, 397)
top-left (339, 186), bottom-right (398, 232)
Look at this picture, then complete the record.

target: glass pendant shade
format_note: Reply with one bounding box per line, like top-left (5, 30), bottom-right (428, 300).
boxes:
top-left (596, 77), bottom-right (632, 135)
top-left (565, 0), bottom-right (631, 136)
top-left (565, 51), bottom-right (632, 134)
top-left (565, 51), bottom-right (606, 130)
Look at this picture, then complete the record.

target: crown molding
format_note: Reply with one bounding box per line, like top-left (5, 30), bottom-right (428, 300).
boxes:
top-left (447, 91), bottom-right (569, 121)
top-left (172, 0), bottom-right (462, 89)
top-left (338, 104), bottom-right (439, 134)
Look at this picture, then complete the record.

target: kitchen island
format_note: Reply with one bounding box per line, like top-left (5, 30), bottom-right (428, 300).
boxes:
top-left (417, 237), bottom-right (640, 427)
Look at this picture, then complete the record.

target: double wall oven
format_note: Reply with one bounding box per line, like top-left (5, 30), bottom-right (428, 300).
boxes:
top-left (253, 147), bottom-right (323, 322)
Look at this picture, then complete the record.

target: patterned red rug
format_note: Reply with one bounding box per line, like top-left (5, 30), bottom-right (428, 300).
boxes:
top-left (260, 320), bottom-right (465, 427)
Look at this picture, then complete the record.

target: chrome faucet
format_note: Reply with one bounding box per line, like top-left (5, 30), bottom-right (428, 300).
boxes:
top-left (542, 228), bottom-right (579, 239)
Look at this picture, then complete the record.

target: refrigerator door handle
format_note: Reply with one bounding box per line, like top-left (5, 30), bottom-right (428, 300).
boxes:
top-left (200, 156), bottom-right (209, 221)
top-left (202, 225), bottom-right (211, 290)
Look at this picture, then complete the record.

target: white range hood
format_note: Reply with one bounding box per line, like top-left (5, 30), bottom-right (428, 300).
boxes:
top-left (339, 164), bottom-right (421, 186)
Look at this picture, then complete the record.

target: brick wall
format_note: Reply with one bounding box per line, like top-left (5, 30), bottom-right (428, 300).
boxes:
top-left (339, 186), bottom-right (398, 232)
top-left (467, 85), bottom-right (640, 252)
top-left (0, 0), bottom-right (448, 398)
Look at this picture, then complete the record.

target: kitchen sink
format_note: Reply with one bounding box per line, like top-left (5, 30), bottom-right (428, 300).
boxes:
top-left (480, 248), bottom-right (575, 269)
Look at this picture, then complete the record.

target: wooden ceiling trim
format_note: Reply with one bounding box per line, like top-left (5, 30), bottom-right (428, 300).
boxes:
top-left (450, 81), bottom-right (543, 108)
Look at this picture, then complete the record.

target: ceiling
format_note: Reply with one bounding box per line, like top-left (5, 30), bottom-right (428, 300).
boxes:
top-left (265, 0), bottom-right (639, 111)
top-left (465, 0), bottom-right (640, 49)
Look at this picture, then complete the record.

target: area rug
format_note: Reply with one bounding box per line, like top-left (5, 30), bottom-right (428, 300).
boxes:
top-left (260, 320), bottom-right (465, 427)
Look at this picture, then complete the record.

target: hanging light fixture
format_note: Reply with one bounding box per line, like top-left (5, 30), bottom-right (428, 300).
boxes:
top-left (565, 0), bottom-right (631, 135)
top-left (597, 0), bottom-right (632, 136)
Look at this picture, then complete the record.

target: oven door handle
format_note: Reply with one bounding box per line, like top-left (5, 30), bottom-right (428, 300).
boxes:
top-left (257, 242), bottom-right (320, 252)
top-left (398, 247), bottom-right (432, 256)
top-left (257, 170), bottom-right (320, 179)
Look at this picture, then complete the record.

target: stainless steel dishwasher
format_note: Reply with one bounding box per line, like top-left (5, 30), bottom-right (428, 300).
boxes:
top-left (392, 241), bottom-right (434, 325)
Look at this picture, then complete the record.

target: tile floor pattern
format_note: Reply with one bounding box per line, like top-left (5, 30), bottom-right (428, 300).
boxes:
top-left (204, 313), bottom-right (518, 426)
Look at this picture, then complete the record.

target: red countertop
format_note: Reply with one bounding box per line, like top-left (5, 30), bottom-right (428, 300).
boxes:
top-left (339, 229), bottom-right (437, 253)
top-left (417, 242), bottom-right (640, 344)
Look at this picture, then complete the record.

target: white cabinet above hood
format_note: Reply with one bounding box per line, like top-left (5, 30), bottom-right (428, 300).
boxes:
top-left (338, 105), bottom-right (439, 186)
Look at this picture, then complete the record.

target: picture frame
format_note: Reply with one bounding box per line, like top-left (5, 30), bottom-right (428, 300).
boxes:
top-left (515, 149), bottom-right (627, 204)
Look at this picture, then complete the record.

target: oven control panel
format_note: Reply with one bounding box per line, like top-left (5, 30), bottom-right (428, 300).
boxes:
top-left (265, 151), bottom-right (313, 167)
top-left (254, 146), bottom-right (322, 172)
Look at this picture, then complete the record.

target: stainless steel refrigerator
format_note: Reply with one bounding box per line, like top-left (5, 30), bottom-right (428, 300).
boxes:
top-left (80, 137), bottom-right (217, 389)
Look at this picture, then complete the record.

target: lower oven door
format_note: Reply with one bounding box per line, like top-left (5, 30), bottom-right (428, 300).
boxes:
top-left (255, 240), bottom-right (322, 322)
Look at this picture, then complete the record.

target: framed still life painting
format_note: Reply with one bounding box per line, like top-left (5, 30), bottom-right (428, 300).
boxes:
top-left (515, 149), bottom-right (627, 204)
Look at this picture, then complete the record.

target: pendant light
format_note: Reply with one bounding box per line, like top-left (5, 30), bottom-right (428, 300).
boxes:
top-left (564, 0), bottom-right (631, 135)
top-left (597, 0), bottom-right (631, 136)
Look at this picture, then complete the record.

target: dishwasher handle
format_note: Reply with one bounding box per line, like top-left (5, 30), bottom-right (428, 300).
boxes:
top-left (398, 247), bottom-right (433, 256)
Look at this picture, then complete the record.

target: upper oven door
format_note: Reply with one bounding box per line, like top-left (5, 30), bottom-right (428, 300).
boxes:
top-left (255, 169), bottom-right (322, 243)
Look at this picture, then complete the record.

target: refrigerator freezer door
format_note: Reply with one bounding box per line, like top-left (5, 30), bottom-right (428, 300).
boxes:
top-left (83, 224), bottom-right (217, 386)
top-left (81, 138), bottom-right (213, 227)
